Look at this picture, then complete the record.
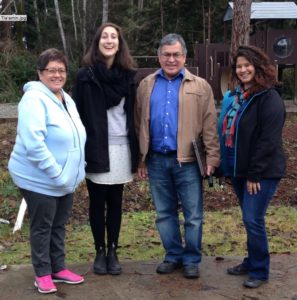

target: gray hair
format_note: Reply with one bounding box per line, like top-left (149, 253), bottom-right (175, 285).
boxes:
top-left (157, 33), bottom-right (187, 55)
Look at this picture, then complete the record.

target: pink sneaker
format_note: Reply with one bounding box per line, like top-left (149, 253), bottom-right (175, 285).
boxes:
top-left (52, 269), bottom-right (84, 284)
top-left (34, 275), bottom-right (57, 294)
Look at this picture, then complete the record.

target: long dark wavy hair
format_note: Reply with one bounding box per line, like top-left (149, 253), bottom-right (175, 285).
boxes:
top-left (82, 22), bottom-right (136, 70)
top-left (230, 45), bottom-right (278, 94)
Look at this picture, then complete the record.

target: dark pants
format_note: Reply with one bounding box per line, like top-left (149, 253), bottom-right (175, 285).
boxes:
top-left (86, 179), bottom-right (124, 251)
top-left (20, 189), bottom-right (73, 277)
top-left (231, 178), bottom-right (280, 280)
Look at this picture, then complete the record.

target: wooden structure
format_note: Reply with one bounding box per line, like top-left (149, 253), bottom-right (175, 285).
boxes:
top-left (196, 1), bottom-right (297, 103)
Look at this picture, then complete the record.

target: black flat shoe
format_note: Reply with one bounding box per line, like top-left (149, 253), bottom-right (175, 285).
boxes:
top-left (183, 265), bottom-right (199, 279)
top-left (243, 277), bottom-right (268, 288)
top-left (156, 261), bottom-right (182, 274)
top-left (227, 263), bottom-right (248, 275)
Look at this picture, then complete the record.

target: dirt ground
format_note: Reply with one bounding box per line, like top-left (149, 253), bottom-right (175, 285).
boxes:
top-left (2, 255), bottom-right (297, 300)
top-left (0, 114), bottom-right (297, 224)
top-left (1, 112), bottom-right (297, 300)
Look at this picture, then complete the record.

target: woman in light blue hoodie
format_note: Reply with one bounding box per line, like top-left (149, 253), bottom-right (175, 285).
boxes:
top-left (8, 48), bottom-right (86, 294)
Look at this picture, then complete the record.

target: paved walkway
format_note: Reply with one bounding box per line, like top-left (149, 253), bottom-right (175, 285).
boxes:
top-left (1, 255), bottom-right (297, 299)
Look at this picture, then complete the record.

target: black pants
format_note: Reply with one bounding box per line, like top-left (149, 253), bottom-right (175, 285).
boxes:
top-left (20, 188), bottom-right (73, 277)
top-left (86, 179), bottom-right (124, 251)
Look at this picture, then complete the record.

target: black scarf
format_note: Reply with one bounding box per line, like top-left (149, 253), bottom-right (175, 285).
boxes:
top-left (92, 62), bottom-right (131, 109)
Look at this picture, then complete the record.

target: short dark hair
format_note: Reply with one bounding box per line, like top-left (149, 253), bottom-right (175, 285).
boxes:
top-left (82, 22), bottom-right (136, 70)
top-left (231, 45), bottom-right (278, 93)
top-left (157, 33), bottom-right (187, 56)
top-left (36, 48), bottom-right (68, 71)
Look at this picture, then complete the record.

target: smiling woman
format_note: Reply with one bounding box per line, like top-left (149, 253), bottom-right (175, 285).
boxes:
top-left (7, 48), bottom-right (86, 294)
top-left (72, 23), bottom-right (138, 276)
top-left (98, 26), bottom-right (119, 68)
top-left (35, 49), bottom-right (68, 101)
top-left (38, 62), bottom-right (67, 100)
top-left (235, 57), bottom-right (255, 90)
top-left (218, 45), bottom-right (286, 289)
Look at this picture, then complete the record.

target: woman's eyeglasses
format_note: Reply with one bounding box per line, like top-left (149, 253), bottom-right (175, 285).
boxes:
top-left (43, 68), bottom-right (67, 75)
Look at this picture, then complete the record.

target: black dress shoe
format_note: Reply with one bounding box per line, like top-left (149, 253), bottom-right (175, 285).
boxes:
top-left (156, 261), bottom-right (182, 274)
top-left (243, 277), bottom-right (268, 288)
top-left (93, 247), bottom-right (107, 275)
top-left (183, 265), bottom-right (200, 279)
top-left (227, 263), bottom-right (248, 275)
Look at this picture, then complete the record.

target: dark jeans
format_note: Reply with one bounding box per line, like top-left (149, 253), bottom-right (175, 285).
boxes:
top-left (231, 178), bottom-right (280, 280)
top-left (86, 179), bottom-right (124, 251)
top-left (20, 188), bottom-right (73, 277)
top-left (147, 152), bottom-right (203, 266)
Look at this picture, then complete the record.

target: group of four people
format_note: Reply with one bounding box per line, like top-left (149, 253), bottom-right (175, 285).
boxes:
top-left (8, 22), bottom-right (286, 294)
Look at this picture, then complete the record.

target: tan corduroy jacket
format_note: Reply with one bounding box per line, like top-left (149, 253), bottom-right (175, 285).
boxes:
top-left (135, 68), bottom-right (220, 168)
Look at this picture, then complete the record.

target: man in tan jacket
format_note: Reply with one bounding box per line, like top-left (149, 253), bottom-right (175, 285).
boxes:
top-left (135, 33), bottom-right (220, 279)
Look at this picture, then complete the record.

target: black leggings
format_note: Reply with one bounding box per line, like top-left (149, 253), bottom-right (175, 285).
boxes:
top-left (86, 179), bottom-right (124, 251)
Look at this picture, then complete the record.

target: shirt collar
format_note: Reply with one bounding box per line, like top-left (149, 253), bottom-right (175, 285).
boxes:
top-left (156, 68), bottom-right (185, 80)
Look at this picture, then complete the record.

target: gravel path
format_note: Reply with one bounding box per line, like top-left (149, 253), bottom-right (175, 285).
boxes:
top-left (0, 103), bottom-right (18, 120)
top-left (0, 101), bottom-right (296, 121)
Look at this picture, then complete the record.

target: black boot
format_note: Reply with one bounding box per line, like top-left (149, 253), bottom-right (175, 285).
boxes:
top-left (107, 243), bottom-right (122, 275)
top-left (93, 246), bottom-right (107, 275)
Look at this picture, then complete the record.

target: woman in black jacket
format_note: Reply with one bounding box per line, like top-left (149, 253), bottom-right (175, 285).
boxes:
top-left (72, 23), bottom-right (138, 275)
top-left (218, 45), bottom-right (286, 288)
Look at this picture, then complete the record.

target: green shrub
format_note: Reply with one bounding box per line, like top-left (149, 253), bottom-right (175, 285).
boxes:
top-left (0, 71), bottom-right (20, 103)
top-left (8, 51), bottom-right (36, 88)
top-left (281, 68), bottom-right (294, 100)
top-left (0, 50), bottom-right (36, 103)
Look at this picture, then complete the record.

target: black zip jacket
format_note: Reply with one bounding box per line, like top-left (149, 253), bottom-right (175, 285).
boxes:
top-left (219, 88), bottom-right (286, 182)
top-left (72, 66), bottom-right (139, 173)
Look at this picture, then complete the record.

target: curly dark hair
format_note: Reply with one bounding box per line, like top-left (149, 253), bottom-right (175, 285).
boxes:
top-left (82, 22), bottom-right (136, 70)
top-left (230, 45), bottom-right (278, 94)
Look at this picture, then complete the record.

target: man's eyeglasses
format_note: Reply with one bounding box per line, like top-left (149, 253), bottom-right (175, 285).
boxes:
top-left (160, 52), bottom-right (184, 60)
top-left (43, 68), bottom-right (67, 75)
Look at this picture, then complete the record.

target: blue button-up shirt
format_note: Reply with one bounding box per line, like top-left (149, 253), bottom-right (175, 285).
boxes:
top-left (149, 68), bottom-right (184, 153)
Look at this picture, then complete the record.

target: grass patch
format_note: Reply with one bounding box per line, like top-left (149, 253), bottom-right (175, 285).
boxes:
top-left (2, 206), bottom-right (297, 265)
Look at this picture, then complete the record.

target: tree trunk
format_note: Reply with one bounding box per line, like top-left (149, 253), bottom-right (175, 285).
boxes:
top-left (82, 0), bottom-right (87, 54)
top-left (15, 0), bottom-right (25, 48)
top-left (33, 0), bottom-right (41, 46)
top-left (71, 0), bottom-right (78, 43)
top-left (44, 0), bottom-right (48, 21)
top-left (230, 0), bottom-right (252, 58)
top-left (160, 0), bottom-right (164, 37)
top-left (135, 0), bottom-right (143, 45)
top-left (54, 0), bottom-right (69, 58)
top-left (207, 0), bottom-right (211, 43)
top-left (138, 0), bottom-right (143, 10)
top-left (102, 0), bottom-right (108, 23)
top-left (0, 0), bottom-right (12, 51)
top-left (201, 0), bottom-right (205, 43)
